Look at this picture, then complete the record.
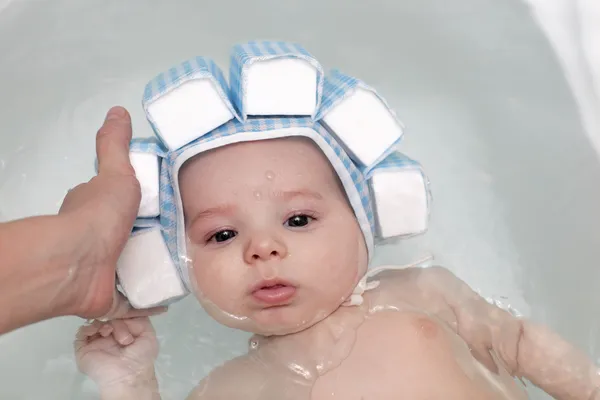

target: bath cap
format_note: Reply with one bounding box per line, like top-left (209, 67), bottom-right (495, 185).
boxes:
top-left (115, 41), bottom-right (432, 309)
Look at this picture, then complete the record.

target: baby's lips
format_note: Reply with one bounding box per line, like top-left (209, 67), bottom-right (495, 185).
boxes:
top-left (249, 277), bottom-right (295, 294)
top-left (252, 285), bottom-right (296, 305)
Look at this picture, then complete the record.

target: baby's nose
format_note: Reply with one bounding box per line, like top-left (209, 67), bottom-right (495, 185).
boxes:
top-left (244, 233), bottom-right (288, 264)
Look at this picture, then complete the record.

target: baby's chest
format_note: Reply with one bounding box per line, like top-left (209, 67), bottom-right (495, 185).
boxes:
top-left (310, 311), bottom-right (507, 400)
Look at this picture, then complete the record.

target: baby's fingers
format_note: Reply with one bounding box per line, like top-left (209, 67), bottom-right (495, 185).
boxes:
top-left (122, 317), bottom-right (156, 337)
top-left (74, 320), bottom-right (112, 352)
top-left (109, 319), bottom-right (134, 346)
top-left (99, 324), bottom-right (113, 337)
top-left (76, 320), bottom-right (105, 339)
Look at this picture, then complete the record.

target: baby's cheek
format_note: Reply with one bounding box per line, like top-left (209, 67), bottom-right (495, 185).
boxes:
top-left (192, 257), bottom-right (247, 311)
top-left (189, 260), bottom-right (213, 299)
top-left (187, 247), bottom-right (221, 297)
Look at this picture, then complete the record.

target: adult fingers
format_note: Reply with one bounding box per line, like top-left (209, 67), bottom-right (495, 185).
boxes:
top-left (96, 106), bottom-right (134, 177)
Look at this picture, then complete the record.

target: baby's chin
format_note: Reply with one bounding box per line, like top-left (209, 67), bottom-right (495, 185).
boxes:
top-left (197, 295), bottom-right (337, 337)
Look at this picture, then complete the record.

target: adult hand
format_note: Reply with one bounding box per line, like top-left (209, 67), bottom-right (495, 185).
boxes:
top-left (59, 106), bottom-right (165, 320)
top-left (0, 106), bottom-right (165, 335)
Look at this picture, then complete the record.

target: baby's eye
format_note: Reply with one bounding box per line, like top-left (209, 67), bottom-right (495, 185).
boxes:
top-left (209, 229), bottom-right (237, 243)
top-left (285, 214), bottom-right (314, 228)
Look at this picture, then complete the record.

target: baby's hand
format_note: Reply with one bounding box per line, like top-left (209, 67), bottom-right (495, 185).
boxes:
top-left (74, 317), bottom-right (159, 390)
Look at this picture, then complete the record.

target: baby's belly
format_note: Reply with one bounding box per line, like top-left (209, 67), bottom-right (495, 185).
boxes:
top-left (310, 311), bottom-right (528, 400)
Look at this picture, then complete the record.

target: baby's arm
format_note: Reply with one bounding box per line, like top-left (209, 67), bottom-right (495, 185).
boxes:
top-left (98, 370), bottom-right (160, 400)
top-left (421, 266), bottom-right (600, 400)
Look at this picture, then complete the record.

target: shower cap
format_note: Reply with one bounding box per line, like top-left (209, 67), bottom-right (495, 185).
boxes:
top-left (115, 41), bottom-right (432, 309)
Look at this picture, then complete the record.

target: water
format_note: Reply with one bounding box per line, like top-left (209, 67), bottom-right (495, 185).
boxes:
top-left (0, 1), bottom-right (599, 399)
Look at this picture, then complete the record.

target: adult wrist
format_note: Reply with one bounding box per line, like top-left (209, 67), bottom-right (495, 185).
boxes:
top-left (50, 212), bottom-right (92, 316)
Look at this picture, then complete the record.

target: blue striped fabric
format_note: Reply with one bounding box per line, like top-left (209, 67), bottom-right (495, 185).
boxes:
top-left (96, 137), bottom-right (167, 174)
top-left (316, 69), bottom-right (361, 121)
top-left (315, 69), bottom-right (403, 128)
top-left (365, 151), bottom-right (420, 176)
top-left (129, 137), bottom-right (168, 157)
top-left (142, 56), bottom-right (239, 146)
top-left (229, 41), bottom-right (325, 120)
top-left (366, 151), bottom-right (433, 221)
top-left (125, 41), bottom-right (431, 302)
top-left (164, 118), bottom-right (375, 278)
top-left (158, 157), bottom-right (181, 279)
top-left (359, 136), bottom-right (403, 176)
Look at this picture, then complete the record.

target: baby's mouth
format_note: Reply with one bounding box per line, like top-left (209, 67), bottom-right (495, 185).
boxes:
top-left (251, 280), bottom-right (296, 306)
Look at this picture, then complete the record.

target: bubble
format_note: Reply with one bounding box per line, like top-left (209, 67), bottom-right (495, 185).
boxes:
top-left (254, 190), bottom-right (262, 200)
top-left (265, 170), bottom-right (275, 181)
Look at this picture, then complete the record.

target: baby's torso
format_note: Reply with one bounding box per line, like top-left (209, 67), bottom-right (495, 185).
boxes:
top-left (310, 310), bottom-right (526, 400)
top-left (247, 270), bottom-right (528, 400)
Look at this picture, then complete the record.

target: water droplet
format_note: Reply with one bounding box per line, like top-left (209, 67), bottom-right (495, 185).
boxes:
top-left (265, 170), bottom-right (275, 181)
top-left (250, 339), bottom-right (259, 349)
top-left (288, 363), bottom-right (312, 380)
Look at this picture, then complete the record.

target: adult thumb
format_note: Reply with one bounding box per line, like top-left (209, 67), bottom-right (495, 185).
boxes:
top-left (96, 106), bottom-right (134, 176)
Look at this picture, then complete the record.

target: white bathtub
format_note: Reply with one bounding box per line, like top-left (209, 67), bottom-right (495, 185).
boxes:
top-left (0, 1), bottom-right (598, 399)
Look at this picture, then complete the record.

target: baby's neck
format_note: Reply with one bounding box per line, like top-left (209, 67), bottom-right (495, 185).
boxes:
top-left (251, 303), bottom-right (368, 378)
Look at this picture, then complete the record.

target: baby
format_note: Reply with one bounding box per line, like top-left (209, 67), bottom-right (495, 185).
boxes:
top-left (74, 136), bottom-right (600, 400)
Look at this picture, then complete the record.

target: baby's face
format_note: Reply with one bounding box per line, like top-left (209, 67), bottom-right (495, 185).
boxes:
top-left (179, 137), bottom-right (368, 336)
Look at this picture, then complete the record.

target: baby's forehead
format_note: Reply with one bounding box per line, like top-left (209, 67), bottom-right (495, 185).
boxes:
top-left (180, 137), bottom-right (338, 182)
top-left (178, 137), bottom-right (350, 214)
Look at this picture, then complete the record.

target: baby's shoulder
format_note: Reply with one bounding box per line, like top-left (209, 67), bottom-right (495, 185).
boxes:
top-left (364, 266), bottom-right (458, 315)
top-left (371, 265), bottom-right (460, 292)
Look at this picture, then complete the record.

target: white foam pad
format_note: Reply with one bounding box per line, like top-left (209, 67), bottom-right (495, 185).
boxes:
top-left (370, 168), bottom-right (428, 238)
top-left (116, 228), bottom-right (186, 309)
top-left (146, 79), bottom-right (234, 150)
top-left (245, 58), bottom-right (317, 116)
top-left (323, 88), bottom-right (403, 167)
top-left (130, 152), bottom-right (160, 218)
